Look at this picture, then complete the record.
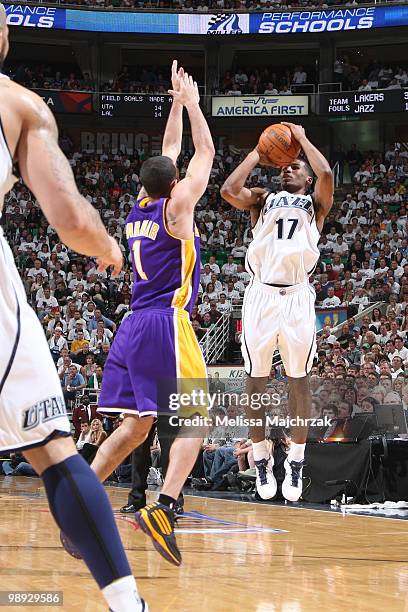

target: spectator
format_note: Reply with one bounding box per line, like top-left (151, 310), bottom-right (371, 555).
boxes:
top-left (358, 79), bottom-right (372, 91)
top-left (192, 319), bottom-right (205, 340)
top-left (292, 66), bottom-right (307, 85)
top-left (62, 365), bottom-right (86, 405)
top-left (2, 453), bottom-right (38, 477)
top-left (321, 287), bottom-right (341, 308)
top-left (36, 285), bottom-right (58, 320)
top-left (71, 331), bottom-right (90, 355)
top-left (88, 365), bottom-right (104, 389)
top-left (209, 301), bottom-right (222, 323)
top-left (80, 419), bottom-right (107, 464)
top-left (48, 327), bottom-right (68, 363)
top-left (76, 422), bottom-right (91, 450)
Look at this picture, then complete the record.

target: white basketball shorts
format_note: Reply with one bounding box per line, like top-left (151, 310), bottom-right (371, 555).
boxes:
top-left (0, 231), bottom-right (71, 451)
top-left (241, 278), bottom-right (317, 378)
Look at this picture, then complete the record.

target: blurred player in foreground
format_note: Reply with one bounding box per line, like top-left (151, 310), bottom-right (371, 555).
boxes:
top-left (0, 6), bottom-right (147, 610)
top-left (221, 123), bottom-right (333, 502)
top-left (91, 63), bottom-right (214, 565)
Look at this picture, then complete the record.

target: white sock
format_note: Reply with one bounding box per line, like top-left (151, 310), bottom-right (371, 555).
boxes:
top-left (252, 439), bottom-right (270, 462)
top-left (102, 575), bottom-right (141, 612)
top-left (288, 442), bottom-right (306, 462)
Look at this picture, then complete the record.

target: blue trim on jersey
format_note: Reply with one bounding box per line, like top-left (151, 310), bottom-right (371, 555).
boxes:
top-left (245, 254), bottom-right (255, 276)
top-left (304, 329), bottom-right (315, 376)
top-left (0, 288), bottom-right (21, 396)
top-left (242, 277), bottom-right (254, 376)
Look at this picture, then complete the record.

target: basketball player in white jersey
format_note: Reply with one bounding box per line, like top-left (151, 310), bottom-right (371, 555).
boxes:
top-left (221, 123), bottom-right (333, 502)
top-left (0, 7), bottom-right (147, 610)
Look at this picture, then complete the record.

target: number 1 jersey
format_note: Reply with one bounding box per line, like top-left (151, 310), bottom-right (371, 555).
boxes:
top-left (245, 190), bottom-right (320, 286)
top-left (125, 196), bottom-right (201, 315)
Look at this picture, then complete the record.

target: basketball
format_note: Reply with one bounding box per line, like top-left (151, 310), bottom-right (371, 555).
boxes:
top-left (257, 123), bottom-right (301, 167)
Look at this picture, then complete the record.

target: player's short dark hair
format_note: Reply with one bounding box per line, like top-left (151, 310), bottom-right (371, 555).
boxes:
top-left (294, 158), bottom-right (314, 194)
top-left (301, 159), bottom-right (314, 179)
top-left (140, 156), bottom-right (177, 199)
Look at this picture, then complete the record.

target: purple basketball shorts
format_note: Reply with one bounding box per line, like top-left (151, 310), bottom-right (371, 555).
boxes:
top-left (98, 308), bottom-right (207, 418)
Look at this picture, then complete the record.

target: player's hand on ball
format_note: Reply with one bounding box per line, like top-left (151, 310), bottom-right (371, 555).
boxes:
top-left (97, 236), bottom-right (123, 278)
top-left (281, 122), bottom-right (306, 143)
top-left (169, 72), bottom-right (200, 107)
top-left (254, 146), bottom-right (271, 166)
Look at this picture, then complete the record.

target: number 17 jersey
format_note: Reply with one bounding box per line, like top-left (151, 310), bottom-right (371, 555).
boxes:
top-left (125, 196), bottom-right (201, 315)
top-left (245, 190), bottom-right (320, 286)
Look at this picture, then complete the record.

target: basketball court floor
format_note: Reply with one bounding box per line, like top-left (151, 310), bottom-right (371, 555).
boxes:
top-left (0, 476), bottom-right (407, 611)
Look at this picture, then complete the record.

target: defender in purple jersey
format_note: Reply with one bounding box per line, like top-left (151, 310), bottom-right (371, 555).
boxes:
top-left (126, 196), bottom-right (201, 315)
top-left (97, 193), bottom-right (202, 417)
top-left (92, 66), bottom-right (215, 566)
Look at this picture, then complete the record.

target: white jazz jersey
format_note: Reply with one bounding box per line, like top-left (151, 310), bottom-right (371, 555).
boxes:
top-left (242, 190), bottom-right (318, 378)
top-left (0, 93), bottom-right (71, 451)
top-left (245, 190), bottom-right (320, 285)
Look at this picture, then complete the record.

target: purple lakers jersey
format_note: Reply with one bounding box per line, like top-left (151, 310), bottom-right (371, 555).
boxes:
top-left (126, 196), bottom-right (201, 315)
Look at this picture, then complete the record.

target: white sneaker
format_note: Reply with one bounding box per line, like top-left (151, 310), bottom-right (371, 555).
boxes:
top-left (282, 459), bottom-right (305, 502)
top-left (254, 456), bottom-right (277, 500)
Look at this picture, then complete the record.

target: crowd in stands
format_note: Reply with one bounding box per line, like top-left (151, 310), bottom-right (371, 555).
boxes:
top-left (102, 65), bottom-right (174, 95)
top-left (219, 60), bottom-right (408, 96)
top-left (6, 63), bottom-right (94, 92)
top-left (7, 62), bottom-right (311, 96)
top-left (6, 59), bottom-right (408, 97)
top-left (1, 132), bottom-right (408, 463)
top-left (334, 58), bottom-right (408, 92)
top-left (306, 142), bottom-right (408, 430)
top-left (216, 65), bottom-right (311, 95)
top-left (5, 63), bottom-right (193, 96)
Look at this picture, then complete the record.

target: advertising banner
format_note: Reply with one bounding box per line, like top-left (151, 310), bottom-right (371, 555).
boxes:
top-left (207, 366), bottom-right (245, 393)
top-left (4, 5), bottom-right (408, 34)
top-left (249, 6), bottom-right (408, 35)
top-left (34, 90), bottom-right (92, 114)
top-left (212, 95), bottom-right (309, 117)
top-left (178, 13), bottom-right (249, 34)
top-left (4, 4), bottom-right (66, 28)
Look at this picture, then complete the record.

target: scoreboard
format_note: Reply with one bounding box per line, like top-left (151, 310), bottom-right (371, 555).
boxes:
top-left (99, 90), bottom-right (408, 118)
top-left (100, 93), bottom-right (173, 118)
top-left (320, 89), bottom-right (408, 115)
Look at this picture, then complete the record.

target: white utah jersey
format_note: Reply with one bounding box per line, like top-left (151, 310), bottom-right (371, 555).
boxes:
top-left (0, 73), bottom-right (71, 451)
top-left (245, 190), bottom-right (320, 285)
top-left (0, 74), bottom-right (14, 215)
